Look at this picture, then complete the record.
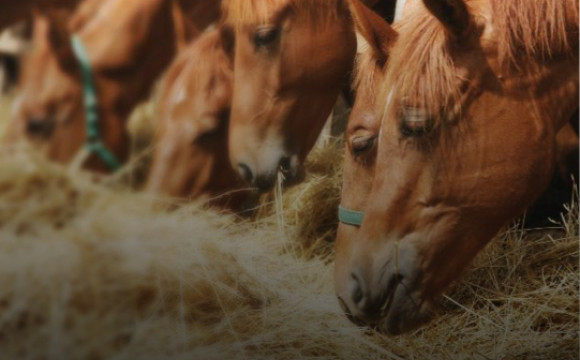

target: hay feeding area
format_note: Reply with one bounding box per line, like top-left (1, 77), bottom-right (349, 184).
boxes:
top-left (0, 135), bottom-right (577, 360)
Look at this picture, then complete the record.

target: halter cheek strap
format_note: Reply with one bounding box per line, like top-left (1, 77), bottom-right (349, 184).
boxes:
top-left (70, 35), bottom-right (121, 171)
top-left (338, 205), bottom-right (365, 227)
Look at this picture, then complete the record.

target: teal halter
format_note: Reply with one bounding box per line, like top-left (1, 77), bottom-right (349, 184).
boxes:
top-left (70, 35), bottom-right (121, 171)
top-left (338, 206), bottom-right (364, 227)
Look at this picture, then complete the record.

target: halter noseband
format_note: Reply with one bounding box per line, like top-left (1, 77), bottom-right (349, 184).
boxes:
top-left (70, 35), bottom-right (121, 171)
top-left (338, 205), bottom-right (364, 227)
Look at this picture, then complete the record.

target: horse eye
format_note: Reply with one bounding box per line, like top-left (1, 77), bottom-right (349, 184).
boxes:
top-left (198, 128), bottom-right (220, 139)
top-left (193, 127), bottom-right (221, 146)
top-left (351, 135), bottom-right (377, 155)
top-left (194, 114), bottom-right (226, 144)
top-left (400, 107), bottom-right (433, 137)
top-left (253, 27), bottom-right (280, 47)
top-left (26, 116), bottom-right (55, 138)
top-left (401, 121), bottom-right (429, 137)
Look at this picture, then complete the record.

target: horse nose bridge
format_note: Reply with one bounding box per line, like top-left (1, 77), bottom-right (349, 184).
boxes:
top-left (364, 203), bottom-right (406, 236)
top-left (359, 170), bottom-right (421, 234)
top-left (231, 139), bottom-right (282, 171)
top-left (349, 266), bottom-right (371, 308)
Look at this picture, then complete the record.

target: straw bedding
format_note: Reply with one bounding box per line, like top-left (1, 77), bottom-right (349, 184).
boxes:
top-left (0, 136), bottom-right (576, 360)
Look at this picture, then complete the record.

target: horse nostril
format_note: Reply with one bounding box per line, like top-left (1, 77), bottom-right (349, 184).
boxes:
top-left (352, 282), bottom-right (363, 304)
top-left (237, 163), bottom-right (253, 183)
top-left (349, 269), bottom-right (367, 308)
top-left (279, 156), bottom-right (292, 173)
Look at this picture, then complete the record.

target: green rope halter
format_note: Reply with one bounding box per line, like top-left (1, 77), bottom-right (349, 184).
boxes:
top-left (338, 205), bottom-right (364, 227)
top-left (70, 35), bottom-right (121, 171)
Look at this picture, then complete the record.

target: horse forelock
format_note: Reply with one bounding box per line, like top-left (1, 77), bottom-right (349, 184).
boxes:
top-left (158, 30), bottom-right (232, 121)
top-left (188, 32), bottom-right (233, 91)
top-left (352, 46), bottom-right (382, 103)
top-left (380, 3), bottom-right (461, 127)
top-left (379, 0), bottom-right (578, 128)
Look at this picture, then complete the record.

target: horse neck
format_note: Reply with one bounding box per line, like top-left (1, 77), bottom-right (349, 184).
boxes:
top-left (98, 110), bottom-right (132, 164)
top-left (524, 56), bottom-right (579, 132)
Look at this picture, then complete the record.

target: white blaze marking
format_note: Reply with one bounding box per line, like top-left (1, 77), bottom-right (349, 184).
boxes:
top-left (378, 87), bottom-right (396, 143)
top-left (394, 0), bottom-right (409, 23)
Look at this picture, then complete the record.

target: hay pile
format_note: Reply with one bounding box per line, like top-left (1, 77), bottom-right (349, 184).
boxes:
top-left (253, 139), bottom-right (346, 259)
top-left (0, 143), bottom-right (577, 360)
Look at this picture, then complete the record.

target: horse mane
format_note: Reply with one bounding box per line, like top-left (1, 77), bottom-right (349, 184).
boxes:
top-left (182, 30), bottom-right (232, 92)
top-left (158, 30), bottom-right (232, 121)
top-left (493, 0), bottom-right (579, 66)
top-left (381, 0), bottom-right (579, 126)
top-left (381, 3), bottom-right (460, 123)
top-left (352, 42), bottom-right (382, 102)
top-left (222, 0), bottom-right (346, 28)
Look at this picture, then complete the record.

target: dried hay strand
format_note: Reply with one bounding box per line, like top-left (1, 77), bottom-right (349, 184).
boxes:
top-left (0, 143), bottom-right (577, 359)
top-left (0, 92), bottom-right (14, 140)
top-left (253, 137), bottom-right (345, 260)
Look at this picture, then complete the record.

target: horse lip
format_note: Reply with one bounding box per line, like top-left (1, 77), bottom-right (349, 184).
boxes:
top-left (352, 274), bottom-right (404, 328)
top-left (379, 274), bottom-right (403, 319)
top-left (338, 296), bottom-right (367, 327)
top-left (381, 279), bottom-right (431, 335)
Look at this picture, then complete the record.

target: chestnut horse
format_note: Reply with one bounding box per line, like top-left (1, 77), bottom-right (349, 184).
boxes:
top-left (222, 0), bottom-right (357, 191)
top-left (335, 0), bottom-right (579, 334)
top-left (145, 29), bottom-right (251, 210)
top-left (335, 0), bottom-right (398, 303)
top-left (10, 0), bottom-right (196, 173)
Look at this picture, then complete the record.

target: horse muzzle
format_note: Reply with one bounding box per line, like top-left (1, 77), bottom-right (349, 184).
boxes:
top-left (337, 270), bottom-right (429, 334)
top-left (236, 152), bottom-right (304, 192)
top-left (335, 237), bottom-right (431, 335)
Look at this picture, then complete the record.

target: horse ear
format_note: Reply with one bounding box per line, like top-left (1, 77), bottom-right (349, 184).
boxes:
top-left (38, 8), bottom-right (77, 73)
top-left (68, 0), bottom-right (101, 32)
top-left (347, 0), bottom-right (398, 64)
top-left (422, 0), bottom-right (470, 38)
top-left (171, 1), bottom-right (200, 51)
